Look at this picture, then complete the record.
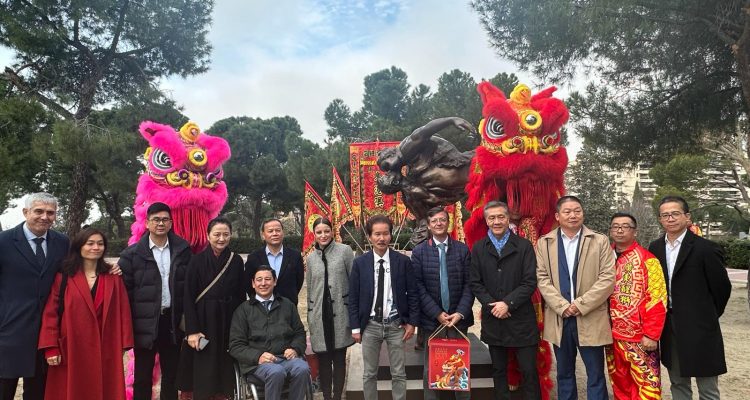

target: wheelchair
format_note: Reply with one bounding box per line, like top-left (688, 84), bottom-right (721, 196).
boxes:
top-left (233, 361), bottom-right (314, 400)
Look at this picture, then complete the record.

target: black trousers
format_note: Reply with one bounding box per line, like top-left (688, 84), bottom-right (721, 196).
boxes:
top-left (133, 312), bottom-right (180, 400)
top-left (488, 344), bottom-right (541, 400)
top-left (316, 348), bottom-right (347, 400)
top-left (0, 351), bottom-right (47, 400)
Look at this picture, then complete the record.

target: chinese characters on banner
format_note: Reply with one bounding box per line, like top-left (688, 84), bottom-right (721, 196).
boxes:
top-left (349, 142), bottom-right (409, 227)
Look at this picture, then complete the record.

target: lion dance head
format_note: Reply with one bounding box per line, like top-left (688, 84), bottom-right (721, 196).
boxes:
top-left (129, 121), bottom-right (231, 253)
top-left (464, 81), bottom-right (569, 248)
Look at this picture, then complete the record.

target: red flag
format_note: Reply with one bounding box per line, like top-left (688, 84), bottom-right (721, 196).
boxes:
top-left (349, 141), bottom-right (409, 226)
top-left (330, 167), bottom-right (354, 242)
top-left (303, 181), bottom-right (330, 257)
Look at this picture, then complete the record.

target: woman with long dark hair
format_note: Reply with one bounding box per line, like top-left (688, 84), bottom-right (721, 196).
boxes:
top-left (177, 216), bottom-right (245, 400)
top-left (305, 217), bottom-right (355, 400)
top-left (38, 227), bottom-right (133, 400)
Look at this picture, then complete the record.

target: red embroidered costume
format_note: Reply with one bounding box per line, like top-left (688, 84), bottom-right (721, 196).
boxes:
top-left (606, 242), bottom-right (667, 400)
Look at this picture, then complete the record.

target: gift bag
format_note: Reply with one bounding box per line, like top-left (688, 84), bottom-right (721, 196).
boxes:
top-left (427, 325), bottom-right (471, 391)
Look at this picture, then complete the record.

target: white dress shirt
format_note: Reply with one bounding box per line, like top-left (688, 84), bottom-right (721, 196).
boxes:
top-left (664, 229), bottom-right (687, 307)
top-left (560, 229), bottom-right (582, 301)
top-left (370, 249), bottom-right (396, 319)
top-left (150, 237), bottom-right (172, 309)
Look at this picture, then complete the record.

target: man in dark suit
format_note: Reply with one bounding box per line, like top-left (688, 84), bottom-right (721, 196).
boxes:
top-left (0, 193), bottom-right (69, 400)
top-left (348, 215), bottom-right (419, 400)
top-left (471, 201), bottom-right (541, 400)
top-left (411, 206), bottom-right (473, 400)
top-left (648, 196), bottom-right (731, 400)
top-left (244, 218), bottom-right (304, 305)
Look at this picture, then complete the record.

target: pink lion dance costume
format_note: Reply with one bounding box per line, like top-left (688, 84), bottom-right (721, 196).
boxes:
top-left (464, 82), bottom-right (570, 399)
top-left (126, 121), bottom-right (230, 400)
top-left (129, 121), bottom-right (230, 253)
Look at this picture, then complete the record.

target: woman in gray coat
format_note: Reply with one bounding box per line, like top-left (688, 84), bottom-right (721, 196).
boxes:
top-left (305, 217), bottom-right (355, 400)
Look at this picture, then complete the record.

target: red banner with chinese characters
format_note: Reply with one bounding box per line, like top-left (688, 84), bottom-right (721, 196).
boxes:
top-left (349, 142), bottom-right (408, 226)
top-left (303, 181), bottom-right (330, 257)
top-left (330, 167), bottom-right (354, 242)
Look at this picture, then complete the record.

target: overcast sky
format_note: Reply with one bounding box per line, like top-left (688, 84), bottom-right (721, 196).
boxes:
top-left (1, 0), bottom-right (584, 228)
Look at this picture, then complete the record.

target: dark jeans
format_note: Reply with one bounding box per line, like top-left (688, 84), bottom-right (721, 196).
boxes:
top-left (0, 351), bottom-right (46, 400)
top-left (553, 318), bottom-right (606, 400)
top-left (316, 348), bottom-right (347, 400)
top-left (488, 344), bottom-right (540, 400)
top-left (133, 312), bottom-right (180, 400)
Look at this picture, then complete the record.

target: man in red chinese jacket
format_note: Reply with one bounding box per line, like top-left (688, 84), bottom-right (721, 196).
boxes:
top-left (606, 212), bottom-right (667, 400)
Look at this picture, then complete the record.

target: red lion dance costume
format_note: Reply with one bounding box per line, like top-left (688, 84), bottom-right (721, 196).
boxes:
top-left (464, 81), bottom-right (570, 399)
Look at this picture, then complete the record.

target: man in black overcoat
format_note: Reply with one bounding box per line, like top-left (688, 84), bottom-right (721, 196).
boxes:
top-left (648, 196), bottom-right (731, 400)
top-left (469, 201), bottom-right (540, 400)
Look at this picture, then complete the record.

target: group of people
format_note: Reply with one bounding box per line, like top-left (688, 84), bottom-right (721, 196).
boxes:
top-left (0, 191), bottom-right (733, 400)
top-left (344, 195), bottom-right (731, 400)
top-left (0, 194), bottom-right (312, 400)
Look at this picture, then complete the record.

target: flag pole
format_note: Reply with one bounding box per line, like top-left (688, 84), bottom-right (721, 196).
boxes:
top-left (392, 209), bottom-right (410, 250)
top-left (342, 224), bottom-right (365, 252)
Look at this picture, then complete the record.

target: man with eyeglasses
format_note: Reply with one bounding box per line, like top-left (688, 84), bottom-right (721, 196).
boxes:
top-left (411, 206), bottom-right (473, 400)
top-left (119, 202), bottom-right (192, 400)
top-left (648, 196), bottom-right (731, 400)
top-left (536, 195), bottom-right (615, 400)
top-left (606, 212), bottom-right (667, 399)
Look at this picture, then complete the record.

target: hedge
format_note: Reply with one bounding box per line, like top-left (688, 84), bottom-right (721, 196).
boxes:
top-left (717, 239), bottom-right (750, 270)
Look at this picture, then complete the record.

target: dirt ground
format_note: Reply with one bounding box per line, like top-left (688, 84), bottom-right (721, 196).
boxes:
top-left (14, 284), bottom-right (749, 400)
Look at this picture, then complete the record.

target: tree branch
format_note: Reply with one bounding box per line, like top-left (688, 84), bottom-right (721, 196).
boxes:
top-left (104, 0), bottom-right (131, 65)
top-left (3, 67), bottom-right (73, 119)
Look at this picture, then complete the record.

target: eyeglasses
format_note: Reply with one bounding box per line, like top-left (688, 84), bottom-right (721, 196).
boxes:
top-left (149, 217), bottom-right (172, 225)
top-left (658, 211), bottom-right (685, 220)
top-left (486, 215), bottom-right (508, 222)
top-left (429, 217), bottom-right (448, 224)
top-left (609, 225), bottom-right (635, 232)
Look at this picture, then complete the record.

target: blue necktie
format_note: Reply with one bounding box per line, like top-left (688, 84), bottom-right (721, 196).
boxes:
top-left (262, 300), bottom-right (272, 312)
top-left (438, 243), bottom-right (450, 312)
top-left (33, 237), bottom-right (46, 266)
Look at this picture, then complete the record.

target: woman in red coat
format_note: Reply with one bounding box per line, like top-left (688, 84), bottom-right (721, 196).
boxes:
top-left (38, 227), bottom-right (134, 400)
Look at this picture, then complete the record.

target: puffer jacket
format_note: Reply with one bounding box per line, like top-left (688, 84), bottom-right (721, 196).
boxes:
top-left (411, 237), bottom-right (474, 332)
top-left (119, 231), bottom-right (191, 348)
top-left (228, 296), bottom-right (307, 376)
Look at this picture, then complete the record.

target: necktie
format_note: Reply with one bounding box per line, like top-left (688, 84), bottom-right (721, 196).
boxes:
top-left (33, 237), bottom-right (46, 266)
top-left (262, 300), bottom-right (272, 311)
top-left (374, 259), bottom-right (385, 320)
top-left (437, 243), bottom-right (450, 312)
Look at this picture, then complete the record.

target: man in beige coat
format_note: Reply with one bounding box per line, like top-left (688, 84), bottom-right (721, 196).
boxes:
top-left (536, 196), bottom-right (615, 400)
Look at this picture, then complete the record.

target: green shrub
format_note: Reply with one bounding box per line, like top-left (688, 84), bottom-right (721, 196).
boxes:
top-left (717, 239), bottom-right (750, 270)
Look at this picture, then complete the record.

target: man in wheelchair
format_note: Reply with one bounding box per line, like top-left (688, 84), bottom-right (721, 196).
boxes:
top-left (229, 265), bottom-right (311, 400)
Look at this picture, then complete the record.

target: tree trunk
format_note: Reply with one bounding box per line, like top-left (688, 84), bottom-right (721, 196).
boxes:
top-left (252, 197), bottom-right (263, 240)
top-left (65, 162), bottom-right (89, 237)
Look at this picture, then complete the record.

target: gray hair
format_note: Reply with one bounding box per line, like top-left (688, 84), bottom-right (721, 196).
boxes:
top-left (24, 192), bottom-right (58, 209)
top-left (483, 200), bottom-right (509, 218)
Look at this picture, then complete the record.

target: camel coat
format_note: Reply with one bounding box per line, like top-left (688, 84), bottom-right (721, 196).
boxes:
top-left (535, 226), bottom-right (616, 347)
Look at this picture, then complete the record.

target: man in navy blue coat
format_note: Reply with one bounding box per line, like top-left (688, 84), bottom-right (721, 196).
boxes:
top-left (0, 193), bottom-right (69, 400)
top-left (348, 215), bottom-right (419, 400)
top-left (412, 206), bottom-right (474, 399)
